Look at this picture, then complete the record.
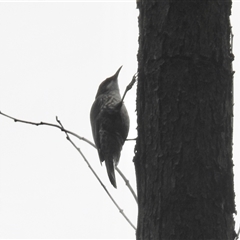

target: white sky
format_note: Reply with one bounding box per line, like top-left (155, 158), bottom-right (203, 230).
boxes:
top-left (0, 1), bottom-right (239, 239)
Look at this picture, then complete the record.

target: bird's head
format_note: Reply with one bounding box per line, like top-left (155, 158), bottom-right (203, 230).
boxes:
top-left (96, 66), bottom-right (122, 98)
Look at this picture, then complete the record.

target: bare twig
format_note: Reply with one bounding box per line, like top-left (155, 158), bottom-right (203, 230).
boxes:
top-left (0, 111), bottom-right (95, 148)
top-left (56, 117), bottom-right (136, 230)
top-left (0, 110), bottom-right (138, 203)
top-left (116, 167), bottom-right (138, 203)
top-left (121, 73), bottom-right (138, 104)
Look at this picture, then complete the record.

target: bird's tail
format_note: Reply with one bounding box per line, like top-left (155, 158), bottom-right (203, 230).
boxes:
top-left (105, 159), bottom-right (117, 188)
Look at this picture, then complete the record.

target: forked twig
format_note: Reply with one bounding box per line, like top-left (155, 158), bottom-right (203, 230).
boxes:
top-left (0, 110), bottom-right (138, 201)
top-left (0, 110), bottom-right (137, 230)
top-left (56, 117), bottom-right (136, 230)
top-left (0, 110), bottom-right (137, 202)
top-left (0, 111), bottom-right (95, 148)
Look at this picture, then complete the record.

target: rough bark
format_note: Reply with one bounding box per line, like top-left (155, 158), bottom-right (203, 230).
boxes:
top-left (134, 1), bottom-right (235, 239)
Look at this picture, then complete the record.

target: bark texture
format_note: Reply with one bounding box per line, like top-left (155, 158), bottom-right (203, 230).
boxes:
top-left (135, 1), bottom-right (235, 239)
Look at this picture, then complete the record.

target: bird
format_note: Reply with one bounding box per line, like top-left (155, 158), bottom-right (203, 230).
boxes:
top-left (90, 66), bottom-right (129, 188)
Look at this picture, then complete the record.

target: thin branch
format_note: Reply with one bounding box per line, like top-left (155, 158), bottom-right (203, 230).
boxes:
top-left (0, 110), bottom-right (138, 203)
top-left (56, 117), bottom-right (136, 230)
top-left (116, 166), bottom-right (138, 203)
top-left (0, 111), bottom-right (95, 148)
top-left (121, 73), bottom-right (137, 104)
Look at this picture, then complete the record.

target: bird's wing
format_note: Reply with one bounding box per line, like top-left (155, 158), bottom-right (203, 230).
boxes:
top-left (90, 96), bottom-right (127, 163)
top-left (90, 98), bottom-right (102, 149)
top-left (90, 97), bottom-right (113, 162)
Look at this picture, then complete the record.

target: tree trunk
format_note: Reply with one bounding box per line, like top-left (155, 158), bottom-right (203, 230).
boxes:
top-left (134, 1), bottom-right (235, 239)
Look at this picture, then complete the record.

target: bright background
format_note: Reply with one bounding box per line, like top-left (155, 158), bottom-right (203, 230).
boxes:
top-left (0, 1), bottom-right (239, 239)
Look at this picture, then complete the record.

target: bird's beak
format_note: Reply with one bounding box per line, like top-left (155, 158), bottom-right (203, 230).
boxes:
top-left (112, 66), bottom-right (122, 79)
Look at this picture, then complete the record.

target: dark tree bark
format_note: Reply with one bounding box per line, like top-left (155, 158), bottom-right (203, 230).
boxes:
top-left (134, 1), bottom-right (235, 239)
